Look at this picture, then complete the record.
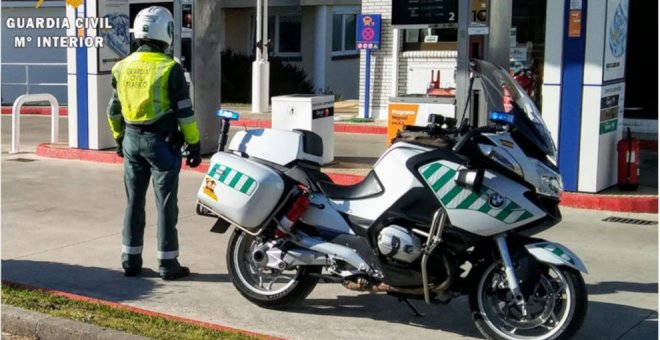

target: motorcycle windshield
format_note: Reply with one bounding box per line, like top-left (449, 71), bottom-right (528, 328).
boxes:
top-left (470, 59), bottom-right (557, 159)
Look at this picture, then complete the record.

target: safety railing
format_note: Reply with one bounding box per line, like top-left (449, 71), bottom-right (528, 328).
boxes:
top-left (1, 62), bottom-right (67, 95)
top-left (11, 93), bottom-right (59, 154)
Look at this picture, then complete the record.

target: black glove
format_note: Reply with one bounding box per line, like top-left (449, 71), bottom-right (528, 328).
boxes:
top-left (116, 137), bottom-right (124, 158)
top-left (185, 142), bottom-right (201, 168)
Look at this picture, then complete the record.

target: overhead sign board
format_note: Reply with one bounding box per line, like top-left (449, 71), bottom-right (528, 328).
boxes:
top-left (356, 14), bottom-right (381, 50)
top-left (392, 0), bottom-right (459, 28)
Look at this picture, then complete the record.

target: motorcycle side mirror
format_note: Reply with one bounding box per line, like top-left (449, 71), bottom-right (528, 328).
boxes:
top-left (455, 168), bottom-right (484, 193)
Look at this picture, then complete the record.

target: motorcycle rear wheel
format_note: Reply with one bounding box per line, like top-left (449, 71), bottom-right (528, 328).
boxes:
top-left (227, 229), bottom-right (321, 309)
top-left (469, 261), bottom-right (587, 340)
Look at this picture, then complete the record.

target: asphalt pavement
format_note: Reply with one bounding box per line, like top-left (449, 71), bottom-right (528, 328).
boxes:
top-left (1, 115), bottom-right (659, 339)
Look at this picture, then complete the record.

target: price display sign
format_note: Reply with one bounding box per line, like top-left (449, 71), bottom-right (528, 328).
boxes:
top-left (392, 0), bottom-right (459, 28)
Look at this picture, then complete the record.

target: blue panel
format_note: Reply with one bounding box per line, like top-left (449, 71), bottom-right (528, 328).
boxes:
top-left (558, 0), bottom-right (588, 192)
top-left (76, 5), bottom-right (89, 149)
top-left (356, 14), bottom-right (381, 50)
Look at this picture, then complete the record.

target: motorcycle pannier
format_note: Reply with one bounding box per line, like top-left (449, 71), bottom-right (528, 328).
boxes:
top-left (197, 152), bottom-right (285, 230)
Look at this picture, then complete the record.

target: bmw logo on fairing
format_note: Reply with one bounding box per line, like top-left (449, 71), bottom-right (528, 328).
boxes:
top-left (489, 193), bottom-right (506, 208)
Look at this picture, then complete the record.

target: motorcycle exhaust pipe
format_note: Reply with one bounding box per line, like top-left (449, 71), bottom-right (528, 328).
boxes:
top-left (251, 245), bottom-right (269, 267)
top-left (342, 278), bottom-right (425, 295)
top-left (342, 276), bottom-right (452, 296)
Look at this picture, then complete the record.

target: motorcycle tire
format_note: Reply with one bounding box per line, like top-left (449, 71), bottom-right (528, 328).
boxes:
top-left (227, 229), bottom-right (321, 309)
top-left (468, 260), bottom-right (587, 340)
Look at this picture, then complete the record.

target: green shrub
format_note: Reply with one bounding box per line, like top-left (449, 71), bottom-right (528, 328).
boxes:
top-left (221, 50), bottom-right (313, 103)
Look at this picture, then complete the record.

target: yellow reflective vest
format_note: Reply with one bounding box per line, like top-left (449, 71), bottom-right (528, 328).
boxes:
top-left (113, 52), bottom-right (176, 125)
top-left (108, 51), bottom-right (200, 145)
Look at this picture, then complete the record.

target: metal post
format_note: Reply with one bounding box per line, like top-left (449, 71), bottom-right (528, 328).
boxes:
top-left (364, 49), bottom-right (371, 119)
top-left (252, 0), bottom-right (269, 113)
top-left (192, 0), bottom-right (223, 154)
top-left (455, 0), bottom-right (472, 126)
top-left (390, 28), bottom-right (400, 98)
top-left (485, 0), bottom-right (512, 70)
top-left (255, 0), bottom-right (262, 60)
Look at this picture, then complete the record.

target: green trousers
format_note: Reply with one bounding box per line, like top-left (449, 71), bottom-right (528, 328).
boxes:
top-left (121, 127), bottom-right (181, 269)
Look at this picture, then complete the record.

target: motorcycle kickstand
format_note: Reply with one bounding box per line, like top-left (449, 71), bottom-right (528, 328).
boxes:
top-left (398, 297), bottom-right (423, 317)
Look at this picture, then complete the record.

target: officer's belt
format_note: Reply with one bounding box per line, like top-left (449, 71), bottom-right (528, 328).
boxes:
top-left (126, 123), bottom-right (165, 134)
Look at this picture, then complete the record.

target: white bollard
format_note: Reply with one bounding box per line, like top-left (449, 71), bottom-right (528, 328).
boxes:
top-left (11, 93), bottom-right (59, 154)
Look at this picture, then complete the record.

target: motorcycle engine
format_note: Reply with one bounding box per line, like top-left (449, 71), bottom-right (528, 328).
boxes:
top-left (377, 225), bottom-right (422, 263)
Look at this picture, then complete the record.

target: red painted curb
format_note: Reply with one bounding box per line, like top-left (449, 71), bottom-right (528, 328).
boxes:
top-left (236, 119), bottom-right (388, 135)
top-left (2, 280), bottom-right (282, 340)
top-left (2, 106), bottom-right (69, 116)
top-left (560, 192), bottom-right (658, 213)
top-left (34, 144), bottom-right (658, 213)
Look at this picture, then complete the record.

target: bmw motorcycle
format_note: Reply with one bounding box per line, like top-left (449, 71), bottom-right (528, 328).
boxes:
top-left (196, 59), bottom-right (588, 340)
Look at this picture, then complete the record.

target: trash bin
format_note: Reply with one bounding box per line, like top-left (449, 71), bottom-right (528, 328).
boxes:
top-left (271, 94), bottom-right (335, 164)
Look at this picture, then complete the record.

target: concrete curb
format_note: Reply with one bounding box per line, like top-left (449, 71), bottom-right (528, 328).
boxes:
top-left (33, 143), bottom-right (658, 213)
top-left (2, 281), bottom-right (283, 340)
top-left (2, 304), bottom-right (149, 340)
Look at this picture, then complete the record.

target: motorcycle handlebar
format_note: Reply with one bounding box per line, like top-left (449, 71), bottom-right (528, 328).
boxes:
top-left (452, 126), bottom-right (495, 155)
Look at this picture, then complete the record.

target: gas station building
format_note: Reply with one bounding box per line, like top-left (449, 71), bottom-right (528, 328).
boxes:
top-left (1, 0), bottom-right (656, 194)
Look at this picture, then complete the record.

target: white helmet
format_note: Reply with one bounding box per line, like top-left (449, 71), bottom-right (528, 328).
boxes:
top-left (133, 6), bottom-right (173, 47)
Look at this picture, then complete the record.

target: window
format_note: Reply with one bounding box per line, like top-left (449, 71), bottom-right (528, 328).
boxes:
top-left (403, 27), bottom-right (459, 51)
top-left (272, 15), bottom-right (301, 55)
top-left (251, 14), bottom-right (301, 58)
top-left (332, 12), bottom-right (357, 56)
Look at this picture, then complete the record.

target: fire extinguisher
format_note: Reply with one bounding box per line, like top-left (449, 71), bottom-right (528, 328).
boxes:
top-left (275, 186), bottom-right (311, 237)
top-left (617, 127), bottom-right (640, 190)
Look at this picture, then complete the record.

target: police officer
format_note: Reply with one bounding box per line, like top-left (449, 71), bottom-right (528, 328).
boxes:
top-left (107, 6), bottom-right (201, 280)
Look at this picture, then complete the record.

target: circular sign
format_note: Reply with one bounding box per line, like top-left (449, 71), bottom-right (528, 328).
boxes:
top-left (362, 27), bottom-right (375, 41)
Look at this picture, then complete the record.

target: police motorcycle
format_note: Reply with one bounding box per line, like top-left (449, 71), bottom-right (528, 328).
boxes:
top-left (195, 59), bottom-right (587, 340)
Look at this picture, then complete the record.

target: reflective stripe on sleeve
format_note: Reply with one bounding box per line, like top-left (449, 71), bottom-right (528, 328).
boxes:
top-left (177, 99), bottom-right (192, 110)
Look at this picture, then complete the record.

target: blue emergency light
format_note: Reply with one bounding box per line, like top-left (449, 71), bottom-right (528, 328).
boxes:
top-left (489, 111), bottom-right (514, 124)
top-left (216, 109), bottom-right (240, 121)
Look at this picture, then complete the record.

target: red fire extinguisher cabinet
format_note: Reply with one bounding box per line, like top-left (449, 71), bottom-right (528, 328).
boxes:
top-left (617, 128), bottom-right (640, 190)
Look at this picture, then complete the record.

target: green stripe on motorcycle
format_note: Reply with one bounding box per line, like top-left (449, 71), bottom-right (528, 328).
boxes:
top-left (240, 177), bottom-right (256, 194)
top-left (218, 167), bottom-right (231, 182)
top-left (419, 161), bottom-right (534, 224)
top-left (441, 185), bottom-right (464, 205)
top-left (422, 163), bottom-right (441, 179)
top-left (456, 193), bottom-right (480, 209)
top-left (515, 211), bottom-right (533, 223)
top-left (229, 172), bottom-right (242, 188)
top-left (432, 170), bottom-right (455, 192)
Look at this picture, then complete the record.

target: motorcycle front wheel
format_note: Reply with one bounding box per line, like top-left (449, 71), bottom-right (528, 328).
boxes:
top-left (469, 261), bottom-right (587, 340)
top-left (227, 229), bottom-right (321, 309)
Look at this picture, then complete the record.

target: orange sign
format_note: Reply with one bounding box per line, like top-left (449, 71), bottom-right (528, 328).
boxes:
top-left (568, 10), bottom-right (582, 38)
top-left (387, 103), bottom-right (419, 145)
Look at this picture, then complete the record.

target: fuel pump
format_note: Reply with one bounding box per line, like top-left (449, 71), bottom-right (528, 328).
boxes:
top-left (456, 0), bottom-right (512, 129)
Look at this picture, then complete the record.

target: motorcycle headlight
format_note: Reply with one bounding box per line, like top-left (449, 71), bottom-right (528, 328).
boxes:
top-left (478, 144), bottom-right (523, 177)
top-left (535, 161), bottom-right (563, 198)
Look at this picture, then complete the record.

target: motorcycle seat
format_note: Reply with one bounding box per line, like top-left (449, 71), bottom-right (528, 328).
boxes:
top-left (317, 171), bottom-right (383, 200)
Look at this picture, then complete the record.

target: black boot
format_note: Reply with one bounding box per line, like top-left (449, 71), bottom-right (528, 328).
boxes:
top-left (159, 259), bottom-right (190, 280)
top-left (122, 254), bottom-right (142, 277)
